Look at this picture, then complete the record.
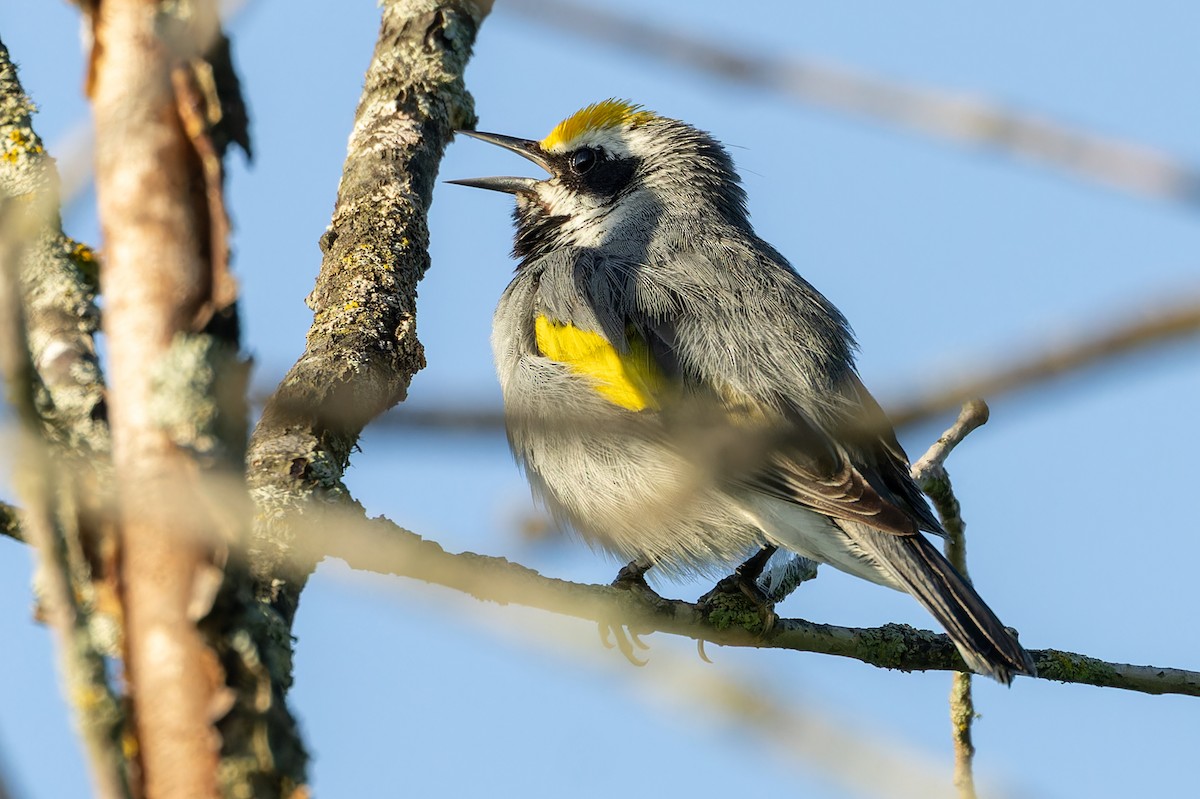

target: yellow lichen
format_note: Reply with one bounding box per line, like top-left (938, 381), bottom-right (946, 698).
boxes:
top-left (3, 128), bottom-right (43, 161)
top-left (71, 240), bottom-right (97, 262)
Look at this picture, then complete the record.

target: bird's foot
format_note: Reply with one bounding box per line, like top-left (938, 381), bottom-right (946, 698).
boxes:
top-left (697, 548), bottom-right (779, 638)
top-left (598, 560), bottom-right (659, 666)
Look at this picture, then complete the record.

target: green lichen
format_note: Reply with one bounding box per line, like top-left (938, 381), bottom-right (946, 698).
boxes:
top-left (702, 590), bottom-right (771, 635)
top-left (855, 623), bottom-right (958, 671)
top-left (1035, 649), bottom-right (1120, 686)
top-left (150, 333), bottom-right (249, 464)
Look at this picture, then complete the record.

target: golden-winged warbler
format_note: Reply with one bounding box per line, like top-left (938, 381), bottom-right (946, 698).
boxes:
top-left (452, 100), bottom-right (1034, 683)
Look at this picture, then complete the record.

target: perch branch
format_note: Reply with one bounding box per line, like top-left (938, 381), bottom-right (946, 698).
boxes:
top-left (3, 480), bottom-right (1196, 698)
top-left (315, 508), bottom-right (1200, 698)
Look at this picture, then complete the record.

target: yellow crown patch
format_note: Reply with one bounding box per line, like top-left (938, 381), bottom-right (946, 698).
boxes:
top-left (541, 99), bottom-right (657, 151)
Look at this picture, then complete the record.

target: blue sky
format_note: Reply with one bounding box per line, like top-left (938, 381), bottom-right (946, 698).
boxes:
top-left (2, 2), bottom-right (1198, 797)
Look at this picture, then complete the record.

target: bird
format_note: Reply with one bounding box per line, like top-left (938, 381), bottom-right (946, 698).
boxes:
top-left (450, 99), bottom-right (1036, 684)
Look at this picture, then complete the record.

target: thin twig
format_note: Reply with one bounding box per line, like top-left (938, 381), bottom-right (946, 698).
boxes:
top-left (504, 0), bottom-right (1200, 206)
top-left (912, 401), bottom-right (989, 799)
top-left (947, 674), bottom-right (978, 799)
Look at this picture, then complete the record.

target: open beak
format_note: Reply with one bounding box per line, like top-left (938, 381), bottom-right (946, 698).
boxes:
top-left (447, 130), bottom-right (552, 195)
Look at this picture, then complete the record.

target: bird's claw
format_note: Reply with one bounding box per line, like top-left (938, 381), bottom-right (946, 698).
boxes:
top-left (598, 621), bottom-right (650, 666)
top-left (597, 560), bottom-right (659, 666)
top-left (697, 570), bottom-right (778, 637)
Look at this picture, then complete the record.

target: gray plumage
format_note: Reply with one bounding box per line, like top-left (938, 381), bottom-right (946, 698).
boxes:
top-left (455, 101), bottom-right (1035, 684)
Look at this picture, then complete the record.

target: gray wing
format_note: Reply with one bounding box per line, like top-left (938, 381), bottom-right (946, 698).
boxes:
top-left (757, 377), bottom-right (946, 537)
top-left (613, 246), bottom-right (944, 538)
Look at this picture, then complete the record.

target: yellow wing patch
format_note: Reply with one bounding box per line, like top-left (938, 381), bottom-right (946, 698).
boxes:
top-left (534, 315), bottom-right (666, 412)
top-left (541, 99), bottom-right (658, 152)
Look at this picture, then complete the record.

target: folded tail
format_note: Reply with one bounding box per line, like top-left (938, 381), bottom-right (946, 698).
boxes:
top-left (852, 526), bottom-right (1037, 684)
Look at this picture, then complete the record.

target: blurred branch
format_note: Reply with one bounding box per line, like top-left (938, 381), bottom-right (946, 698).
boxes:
top-left (51, 0), bottom-right (256, 217)
top-left (912, 401), bottom-right (989, 799)
top-left (887, 293), bottom-right (1200, 427)
top-left (504, 0), bottom-right (1200, 207)
top-left (346, 288), bottom-right (1200, 433)
top-left (0, 501), bottom-right (22, 543)
top-left (0, 37), bottom-right (131, 799)
top-left (89, 1), bottom-right (261, 795)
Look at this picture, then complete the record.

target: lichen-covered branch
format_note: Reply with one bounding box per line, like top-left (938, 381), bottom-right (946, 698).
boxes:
top-left (0, 37), bottom-right (130, 799)
top-left (246, 0), bottom-right (490, 612)
top-left (2, 28), bottom-right (120, 660)
top-left (317, 509), bottom-right (1200, 698)
top-left (89, 2), bottom-right (248, 796)
top-left (229, 2), bottom-right (491, 793)
top-left (0, 41), bottom-right (107, 456)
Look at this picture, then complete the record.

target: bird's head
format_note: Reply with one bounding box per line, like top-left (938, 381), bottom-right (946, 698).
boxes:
top-left (450, 99), bottom-right (747, 259)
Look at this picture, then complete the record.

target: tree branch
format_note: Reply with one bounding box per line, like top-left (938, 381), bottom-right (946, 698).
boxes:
top-left (236, 1), bottom-right (491, 791)
top-left (4, 486), bottom-right (1196, 698)
top-left (0, 36), bottom-right (131, 799)
top-left (89, 2), bottom-right (248, 795)
top-left (245, 0), bottom-right (491, 613)
top-left (0, 42), bottom-right (107, 457)
top-left (317, 509), bottom-right (1200, 698)
top-left (504, 0), bottom-right (1200, 207)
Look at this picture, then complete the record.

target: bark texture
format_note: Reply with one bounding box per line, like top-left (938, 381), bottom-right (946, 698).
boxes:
top-left (0, 36), bottom-right (130, 799)
top-left (246, 0), bottom-right (486, 615)
top-left (232, 2), bottom-right (489, 793)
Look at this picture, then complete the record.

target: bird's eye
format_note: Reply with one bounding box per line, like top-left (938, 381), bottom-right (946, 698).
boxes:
top-left (571, 147), bottom-right (598, 174)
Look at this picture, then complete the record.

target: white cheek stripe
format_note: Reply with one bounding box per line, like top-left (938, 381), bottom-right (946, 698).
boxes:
top-left (532, 125), bottom-right (664, 249)
top-left (535, 181), bottom-right (624, 248)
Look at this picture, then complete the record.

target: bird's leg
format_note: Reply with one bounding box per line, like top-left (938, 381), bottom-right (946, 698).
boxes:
top-left (734, 544), bottom-right (778, 587)
top-left (697, 545), bottom-right (779, 636)
top-left (599, 558), bottom-right (660, 665)
top-left (612, 558), bottom-right (655, 590)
